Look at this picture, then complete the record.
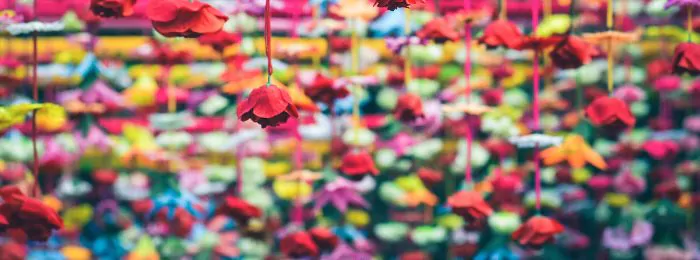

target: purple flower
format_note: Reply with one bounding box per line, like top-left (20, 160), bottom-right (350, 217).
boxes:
top-left (83, 80), bottom-right (126, 107)
top-left (76, 126), bottom-right (112, 152)
top-left (664, 0), bottom-right (700, 9)
top-left (385, 36), bottom-right (425, 54)
top-left (312, 178), bottom-right (369, 213)
top-left (378, 132), bottom-right (416, 156)
top-left (684, 115), bottom-right (700, 133)
top-left (603, 221), bottom-right (653, 251)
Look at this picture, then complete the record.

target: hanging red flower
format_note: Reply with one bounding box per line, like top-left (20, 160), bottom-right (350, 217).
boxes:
top-left (394, 93), bottom-right (424, 123)
top-left (447, 191), bottom-right (493, 228)
top-left (672, 43), bottom-right (700, 75)
top-left (92, 169), bottom-right (119, 185)
top-left (304, 73), bottom-right (349, 105)
top-left (646, 59), bottom-right (672, 81)
top-left (90, 0), bottom-right (136, 18)
top-left (171, 208), bottom-right (195, 237)
top-left (0, 186), bottom-right (63, 242)
top-left (513, 35), bottom-right (564, 52)
top-left (417, 167), bottom-right (443, 186)
top-left (374, 0), bottom-right (424, 10)
top-left (146, 0), bottom-right (228, 38)
top-left (280, 231), bottom-right (320, 258)
top-left (549, 36), bottom-right (599, 69)
top-left (237, 85), bottom-right (299, 128)
top-left (478, 20), bottom-right (524, 49)
top-left (642, 140), bottom-right (680, 161)
top-left (197, 30), bottom-right (241, 53)
top-left (417, 18), bottom-right (459, 43)
top-left (309, 227), bottom-right (339, 251)
top-left (215, 196), bottom-right (262, 224)
top-left (339, 150), bottom-right (379, 178)
top-left (481, 88), bottom-right (503, 106)
top-left (585, 96), bottom-right (636, 135)
top-left (483, 138), bottom-right (515, 159)
top-left (511, 216), bottom-right (564, 249)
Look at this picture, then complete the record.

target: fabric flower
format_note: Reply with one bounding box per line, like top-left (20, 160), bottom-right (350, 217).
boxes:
top-left (541, 134), bottom-right (608, 170)
top-left (146, 0), bottom-right (228, 38)
top-left (447, 191), bottom-right (493, 228)
top-left (642, 140), bottom-right (680, 161)
top-left (280, 231), bottom-right (320, 258)
top-left (309, 227), bottom-right (339, 252)
top-left (416, 18), bottom-right (459, 43)
top-left (215, 196), bottom-right (262, 224)
top-left (653, 75), bottom-right (682, 92)
top-left (513, 35), bottom-right (564, 52)
top-left (312, 177), bottom-right (369, 213)
top-left (197, 30), bottom-right (241, 53)
top-left (0, 186), bottom-right (63, 242)
top-left (237, 85), bottom-right (299, 128)
top-left (603, 221), bottom-right (653, 251)
top-left (585, 96), bottom-right (636, 135)
top-left (394, 93), bottom-right (424, 123)
top-left (511, 216), bottom-right (564, 249)
top-left (549, 36), bottom-right (599, 69)
top-left (374, 0), bottom-right (424, 10)
top-left (671, 43), bottom-right (700, 76)
top-left (478, 20), bottom-right (524, 49)
top-left (339, 150), bottom-right (379, 179)
top-left (304, 73), bottom-right (348, 105)
top-left (90, 0), bottom-right (136, 18)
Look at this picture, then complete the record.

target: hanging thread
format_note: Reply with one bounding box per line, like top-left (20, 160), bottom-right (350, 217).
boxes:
top-left (464, 0), bottom-right (473, 187)
top-left (265, 0), bottom-right (273, 86)
top-left (531, 0), bottom-right (542, 213)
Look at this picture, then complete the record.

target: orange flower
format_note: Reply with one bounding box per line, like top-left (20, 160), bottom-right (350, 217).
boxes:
top-left (285, 85), bottom-right (320, 113)
top-left (403, 189), bottom-right (438, 207)
top-left (540, 134), bottom-right (607, 170)
top-left (582, 30), bottom-right (641, 49)
top-left (330, 0), bottom-right (379, 21)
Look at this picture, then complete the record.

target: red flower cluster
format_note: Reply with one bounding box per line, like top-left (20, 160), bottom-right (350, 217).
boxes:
top-left (585, 96), bottom-right (636, 136)
top-left (90, 0), bottom-right (135, 18)
top-left (394, 93), bottom-right (424, 123)
top-left (237, 85), bottom-right (299, 128)
top-left (339, 151), bottom-right (379, 179)
top-left (512, 216), bottom-right (564, 249)
top-left (304, 73), bottom-right (349, 106)
top-left (147, 0), bottom-right (228, 38)
top-left (309, 227), bottom-right (339, 252)
top-left (0, 186), bottom-right (63, 242)
top-left (416, 18), bottom-right (459, 43)
top-left (447, 191), bottom-right (493, 228)
top-left (215, 196), bottom-right (262, 224)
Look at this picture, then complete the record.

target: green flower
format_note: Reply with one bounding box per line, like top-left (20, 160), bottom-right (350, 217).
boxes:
top-left (375, 222), bottom-right (409, 242)
top-left (239, 238), bottom-right (270, 257)
top-left (379, 182), bottom-right (407, 206)
top-left (407, 79), bottom-right (441, 98)
top-left (395, 175), bottom-right (426, 192)
top-left (199, 94), bottom-right (229, 116)
top-left (61, 11), bottom-right (85, 32)
top-left (411, 225), bottom-right (447, 246)
top-left (525, 189), bottom-right (562, 209)
top-left (410, 139), bottom-right (443, 161)
top-left (375, 148), bottom-right (397, 169)
top-left (488, 211), bottom-right (522, 234)
top-left (437, 214), bottom-right (464, 230)
top-left (376, 88), bottom-right (399, 110)
top-left (536, 15), bottom-right (571, 37)
top-left (204, 165), bottom-right (236, 183)
top-left (342, 128), bottom-right (376, 147)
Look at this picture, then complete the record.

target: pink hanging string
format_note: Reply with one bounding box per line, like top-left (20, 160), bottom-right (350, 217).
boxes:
top-left (31, 0), bottom-right (40, 198)
top-left (464, 0), bottom-right (473, 187)
top-left (292, 0), bottom-right (304, 225)
top-left (531, 0), bottom-right (542, 212)
top-left (264, 0), bottom-right (273, 84)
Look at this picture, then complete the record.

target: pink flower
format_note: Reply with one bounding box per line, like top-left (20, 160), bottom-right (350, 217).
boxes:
top-left (613, 84), bottom-right (646, 103)
top-left (652, 75), bottom-right (682, 93)
top-left (613, 171), bottom-right (645, 195)
top-left (684, 115), bottom-right (700, 132)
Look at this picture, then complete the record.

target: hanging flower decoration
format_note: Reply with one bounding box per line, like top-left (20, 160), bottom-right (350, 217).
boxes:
top-left (339, 150), bottom-right (380, 179)
top-left (374, 0), bottom-right (424, 11)
top-left (197, 30), bottom-right (241, 54)
top-left (511, 216), bottom-right (564, 249)
top-left (394, 93), bottom-right (424, 123)
top-left (416, 18), bottom-right (460, 43)
top-left (146, 0), bottom-right (228, 38)
top-left (540, 134), bottom-right (608, 170)
top-left (215, 196), bottom-right (262, 225)
top-left (549, 36), bottom-right (599, 69)
top-left (90, 0), bottom-right (136, 18)
top-left (303, 73), bottom-right (349, 106)
top-left (585, 96), bottom-right (636, 135)
top-left (0, 186), bottom-right (63, 242)
top-left (330, 0), bottom-right (380, 21)
top-left (312, 177), bottom-right (369, 213)
top-left (671, 43), bottom-right (700, 75)
top-left (280, 231), bottom-right (320, 258)
top-left (447, 191), bottom-right (493, 228)
top-left (0, 103), bottom-right (65, 131)
top-left (237, 85), bottom-right (300, 128)
top-left (478, 20), bottom-right (524, 49)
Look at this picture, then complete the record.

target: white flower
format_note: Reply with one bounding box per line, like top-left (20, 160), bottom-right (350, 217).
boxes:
top-left (481, 117), bottom-right (519, 138)
top-left (6, 21), bottom-right (64, 35)
top-left (508, 133), bottom-right (563, 148)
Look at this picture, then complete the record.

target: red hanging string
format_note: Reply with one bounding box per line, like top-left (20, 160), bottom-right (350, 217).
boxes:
top-left (264, 0), bottom-right (273, 81)
top-left (531, 0), bottom-right (542, 213)
top-left (464, 0), bottom-right (473, 187)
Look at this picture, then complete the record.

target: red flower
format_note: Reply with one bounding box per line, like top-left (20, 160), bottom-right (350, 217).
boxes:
top-left (280, 231), bottom-right (320, 258)
top-left (0, 242), bottom-right (25, 260)
top-left (339, 151), bottom-right (379, 178)
top-left (171, 208), bottom-right (195, 237)
top-left (447, 191), bottom-right (493, 228)
top-left (215, 196), bottom-right (262, 224)
top-left (394, 93), bottom-right (424, 123)
top-left (0, 186), bottom-right (63, 242)
top-left (511, 216), bottom-right (564, 249)
top-left (417, 167), bottom-right (443, 186)
top-left (309, 227), bottom-right (339, 251)
top-left (146, 0), bottom-right (228, 38)
top-left (549, 36), bottom-right (598, 69)
top-left (481, 88), bottom-right (503, 106)
top-left (478, 20), bottom-right (524, 49)
top-left (131, 199), bottom-right (153, 216)
top-left (654, 180), bottom-right (681, 201)
top-left (304, 73), bottom-right (348, 105)
top-left (483, 138), bottom-right (515, 159)
top-left (652, 75), bottom-right (682, 92)
top-left (400, 251), bottom-right (430, 260)
top-left (642, 140), bottom-right (680, 161)
top-left (374, 0), bottom-right (423, 11)
top-left (93, 169), bottom-right (119, 185)
top-left (490, 63), bottom-right (514, 79)
top-left (90, 0), bottom-right (136, 18)
top-left (491, 175), bottom-right (523, 194)
top-left (646, 59), bottom-right (672, 81)
top-left (237, 85), bottom-right (299, 128)
top-left (417, 18), bottom-right (459, 43)
top-left (514, 35), bottom-right (564, 52)
top-left (197, 30), bottom-right (241, 53)
top-left (585, 96), bottom-right (636, 135)
top-left (672, 43), bottom-right (700, 75)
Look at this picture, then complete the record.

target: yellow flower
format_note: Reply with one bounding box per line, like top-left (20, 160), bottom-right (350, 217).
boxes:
top-left (329, 0), bottom-right (379, 21)
top-left (501, 64), bottom-right (530, 88)
top-left (36, 104), bottom-right (68, 132)
top-left (571, 168), bottom-right (592, 184)
top-left (285, 84), bottom-right (319, 112)
top-left (346, 209), bottom-right (370, 227)
top-left (63, 204), bottom-right (94, 230)
top-left (605, 193), bottom-right (630, 208)
top-left (0, 103), bottom-right (64, 130)
top-left (541, 134), bottom-right (607, 170)
top-left (265, 161), bottom-right (292, 178)
top-left (403, 189), bottom-right (438, 207)
top-left (61, 245), bottom-right (91, 260)
top-left (123, 75), bottom-right (158, 107)
top-left (277, 170), bottom-right (323, 182)
top-left (43, 195), bottom-right (63, 212)
top-left (273, 179), bottom-right (312, 200)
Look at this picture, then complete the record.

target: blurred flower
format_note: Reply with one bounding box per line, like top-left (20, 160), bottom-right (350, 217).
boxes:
top-left (541, 134), bottom-right (608, 169)
top-left (512, 216), bottom-right (564, 249)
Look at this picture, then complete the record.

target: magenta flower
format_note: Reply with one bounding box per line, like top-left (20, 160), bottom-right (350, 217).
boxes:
top-left (378, 132), bottom-right (416, 157)
top-left (613, 170), bottom-right (646, 196)
top-left (312, 178), bottom-right (368, 213)
top-left (76, 126), bottom-right (112, 152)
top-left (613, 84), bottom-right (646, 103)
top-left (653, 75), bottom-right (682, 93)
top-left (664, 0), bottom-right (700, 8)
top-left (684, 115), bottom-right (700, 133)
